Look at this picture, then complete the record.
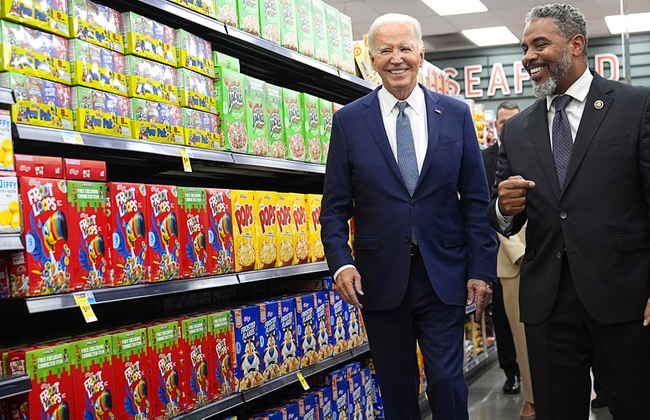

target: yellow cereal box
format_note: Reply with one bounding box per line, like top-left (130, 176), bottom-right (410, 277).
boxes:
top-left (231, 189), bottom-right (257, 272)
top-left (306, 194), bottom-right (323, 262)
top-left (291, 193), bottom-right (308, 264)
top-left (275, 192), bottom-right (294, 267)
top-left (255, 191), bottom-right (278, 270)
top-left (0, 176), bottom-right (20, 233)
top-left (0, 0), bottom-right (70, 38)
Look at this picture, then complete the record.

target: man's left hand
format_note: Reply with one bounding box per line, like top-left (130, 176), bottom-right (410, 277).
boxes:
top-left (644, 297), bottom-right (650, 327)
top-left (467, 279), bottom-right (493, 319)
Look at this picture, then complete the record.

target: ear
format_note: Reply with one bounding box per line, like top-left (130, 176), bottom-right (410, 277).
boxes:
top-left (570, 34), bottom-right (586, 57)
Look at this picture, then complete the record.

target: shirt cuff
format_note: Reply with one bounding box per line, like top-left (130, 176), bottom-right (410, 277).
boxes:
top-left (334, 264), bottom-right (355, 283)
top-left (495, 197), bottom-right (514, 233)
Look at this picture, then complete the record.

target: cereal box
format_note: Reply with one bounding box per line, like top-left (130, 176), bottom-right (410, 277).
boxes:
top-left (257, 300), bottom-right (282, 381)
top-left (0, 254), bottom-right (9, 298)
top-left (177, 68), bottom-right (216, 113)
top-left (253, 409), bottom-right (286, 420)
top-left (232, 305), bottom-right (264, 390)
top-left (212, 51), bottom-right (240, 72)
top-left (18, 176), bottom-right (70, 296)
top-left (265, 83), bottom-right (286, 160)
top-left (177, 186), bottom-right (209, 279)
top-left (302, 392), bottom-right (319, 419)
top-left (282, 88), bottom-right (305, 161)
top-left (284, 400), bottom-right (300, 419)
top-left (311, 0), bottom-right (328, 64)
top-left (112, 327), bottom-right (152, 420)
top-left (324, 4), bottom-right (342, 70)
top-left (175, 29), bottom-right (214, 78)
top-left (214, 66), bottom-right (247, 153)
top-left (71, 86), bottom-right (132, 137)
top-left (148, 320), bottom-right (185, 419)
top-left (361, 367), bottom-right (375, 419)
top-left (245, 76), bottom-right (268, 157)
top-left (324, 369), bottom-right (349, 419)
top-left (278, 0), bottom-right (298, 51)
top-left (296, 293), bottom-right (319, 367)
top-left (318, 98), bottom-right (332, 164)
top-left (7, 250), bottom-right (27, 296)
top-left (291, 193), bottom-right (308, 264)
top-left (275, 192), bottom-right (294, 267)
top-left (311, 387), bottom-right (333, 420)
top-left (278, 296), bottom-right (299, 373)
top-left (314, 291), bottom-right (332, 359)
top-left (126, 55), bottom-right (179, 105)
top-left (206, 310), bottom-right (237, 398)
top-left (180, 315), bottom-right (212, 410)
top-left (301, 92), bottom-right (320, 163)
top-left (255, 191), bottom-right (278, 269)
top-left (215, 0), bottom-right (238, 27)
top-left (0, 176), bottom-right (20, 233)
top-left (0, 0), bottom-right (70, 37)
top-left (230, 189), bottom-right (256, 272)
top-left (183, 108), bottom-right (219, 150)
top-left (346, 303), bottom-right (365, 349)
top-left (0, 109), bottom-right (12, 171)
top-left (14, 154), bottom-right (62, 178)
top-left (131, 98), bottom-right (183, 145)
top-left (347, 373), bottom-right (363, 419)
top-left (306, 193), bottom-right (324, 262)
top-left (69, 335), bottom-right (117, 420)
top-left (69, 0), bottom-right (123, 52)
top-left (339, 12), bottom-right (355, 75)
top-left (67, 180), bottom-right (108, 290)
top-left (63, 158), bottom-right (107, 181)
top-left (259, 0), bottom-right (280, 44)
top-left (205, 188), bottom-right (233, 274)
top-left (106, 182), bottom-right (149, 286)
top-left (0, 72), bottom-right (73, 130)
top-left (0, 20), bottom-right (70, 84)
top-left (121, 11), bottom-right (177, 67)
top-left (169, 0), bottom-right (217, 19)
top-left (147, 184), bottom-right (181, 282)
top-left (295, 0), bottom-right (314, 58)
top-left (69, 38), bottom-right (127, 95)
top-left (237, 0), bottom-right (260, 37)
top-left (329, 291), bottom-right (348, 355)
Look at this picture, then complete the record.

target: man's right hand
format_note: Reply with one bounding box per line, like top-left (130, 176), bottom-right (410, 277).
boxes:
top-left (498, 175), bottom-right (536, 216)
top-left (335, 267), bottom-right (364, 309)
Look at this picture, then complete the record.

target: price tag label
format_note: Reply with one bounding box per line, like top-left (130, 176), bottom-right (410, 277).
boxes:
top-left (62, 131), bottom-right (84, 145)
top-left (297, 372), bottom-right (310, 391)
top-left (179, 148), bottom-right (192, 172)
top-left (73, 293), bottom-right (98, 323)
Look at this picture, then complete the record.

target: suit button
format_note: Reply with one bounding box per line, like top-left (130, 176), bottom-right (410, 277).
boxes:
top-left (411, 200), bottom-right (416, 206)
top-left (556, 252), bottom-right (562, 259)
top-left (560, 211), bottom-right (567, 219)
top-left (404, 236), bottom-right (410, 243)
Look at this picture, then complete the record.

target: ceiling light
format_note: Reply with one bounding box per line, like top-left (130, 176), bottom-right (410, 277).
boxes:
top-left (420, 0), bottom-right (487, 16)
top-left (462, 26), bottom-right (519, 47)
top-left (605, 12), bottom-right (650, 34)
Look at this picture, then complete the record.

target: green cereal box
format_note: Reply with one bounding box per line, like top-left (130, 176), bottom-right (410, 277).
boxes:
top-left (121, 11), bottom-right (177, 67)
top-left (237, 0), bottom-right (260, 37)
top-left (0, 20), bottom-right (70, 85)
top-left (213, 51), bottom-right (240, 72)
top-left (324, 4), bottom-right (342, 70)
top-left (71, 86), bottom-right (131, 137)
top-left (278, 0), bottom-right (297, 51)
top-left (301, 92), bottom-right (319, 163)
top-left (126, 55), bottom-right (179, 105)
top-left (215, 66), bottom-right (247, 153)
top-left (295, 0), bottom-right (314, 58)
top-left (245, 76), bottom-right (268, 157)
top-left (265, 83), bottom-right (286, 160)
top-left (259, 0), bottom-right (280, 45)
top-left (339, 11), bottom-right (355, 75)
top-left (318, 98), bottom-right (332, 164)
top-left (183, 108), bottom-right (220, 150)
top-left (69, 39), bottom-right (127, 96)
top-left (175, 29), bottom-right (214, 78)
top-left (177, 68), bottom-right (216, 114)
top-left (131, 98), bottom-right (183, 145)
top-left (311, 0), bottom-right (328, 64)
top-left (169, 0), bottom-right (217, 19)
top-left (215, 0), bottom-right (238, 27)
top-left (282, 88), bottom-right (305, 161)
top-left (0, 0), bottom-right (69, 37)
top-left (70, 0), bottom-right (123, 53)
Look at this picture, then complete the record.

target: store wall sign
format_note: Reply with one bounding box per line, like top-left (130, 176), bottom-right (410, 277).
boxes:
top-left (443, 53), bottom-right (619, 98)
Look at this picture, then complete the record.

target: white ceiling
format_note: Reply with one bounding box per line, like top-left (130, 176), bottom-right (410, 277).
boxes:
top-left (321, 0), bottom-right (650, 52)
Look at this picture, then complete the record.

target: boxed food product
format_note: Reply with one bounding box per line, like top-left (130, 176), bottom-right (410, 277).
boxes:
top-left (265, 83), bottom-right (286, 160)
top-left (0, 176), bottom-right (20, 233)
top-left (275, 192), bottom-right (294, 267)
top-left (64, 158), bottom-right (107, 181)
top-left (230, 189), bottom-right (256, 272)
top-left (302, 392), bottom-right (319, 419)
top-left (301, 92), bottom-right (320, 163)
top-left (69, 38), bottom-right (127, 95)
top-left (214, 66), bottom-right (247, 153)
top-left (126, 55), bottom-right (179, 105)
top-left (0, 109), bottom-right (12, 171)
top-left (310, 387), bottom-right (333, 420)
top-left (0, 0), bottom-right (69, 37)
top-left (361, 367), bottom-right (375, 419)
top-left (177, 68), bottom-right (216, 113)
top-left (14, 154), bottom-right (63, 178)
top-left (215, 0), bottom-right (238, 27)
top-left (245, 76), bottom-right (268, 157)
top-left (147, 184), bottom-right (181, 282)
top-left (112, 327), bottom-right (152, 420)
top-left (254, 191), bottom-right (277, 269)
top-left (67, 180), bottom-right (108, 290)
top-left (121, 11), bottom-right (177, 66)
top-left (278, 296), bottom-right (299, 373)
top-left (175, 29), bottom-right (214, 78)
top-left (339, 11), bottom-right (355, 75)
top-left (259, 0), bottom-right (280, 44)
top-left (347, 373), bottom-right (363, 419)
top-left (329, 290), bottom-right (349, 355)
top-left (283, 400), bottom-right (300, 419)
top-left (147, 320), bottom-right (185, 418)
top-left (278, 0), bottom-right (298, 51)
top-left (212, 50), bottom-right (240, 72)
top-left (318, 98), bottom-right (332, 164)
top-left (69, 0), bottom-right (123, 52)
top-left (232, 305), bottom-right (264, 390)
top-left (324, 4), bottom-right (342, 70)
top-left (295, 0), bottom-right (313, 58)
top-left (206, 310), bottom-right (237, 397)
top-left (346, 303), bottom-right (364, 348)
top-left (0, 72), bottom-right (73, 129)
top-left (305, 193), bottom-right (323, 262)
top-left (0, 253), bottom-right (8, 299)
top-left (169, 0), bottom-right (217, 19)
top-left (324, 368), bottom-right (349, 419)
top-left (291, 193), bottom-right (308, 264)
top-left (131, 98), bottom-right (183, 144)
top-left (295, 293), bottom-right (319, 367)
top-left (257, 300), bottom-right (282, 381)
top-left (237, 0), bottom-right (260, 37)
top-left (314, 290), bottom-right (332, 359)
top-left (71, 86), bottom-right (131, 137)
top-left (311, 0), bottom-right (328, 64)
top-left (206, 188), bottom-right (233, 274)
top-left (282, 88), bottom-right (305, 161)
top-left (177, 186), bottom-right (209, 279)
top-left (180, 315), bottom-right (212, 410)
top-left (0, 20), bottom-right (70, 84)
top-left (183, 108), bottom-right (220, 150)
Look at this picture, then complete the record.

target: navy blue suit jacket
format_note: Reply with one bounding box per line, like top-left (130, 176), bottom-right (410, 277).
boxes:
top-left (321, 85), bottom-right (497, 311)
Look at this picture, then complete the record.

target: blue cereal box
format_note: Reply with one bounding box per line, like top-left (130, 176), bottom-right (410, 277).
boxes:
top-left (278, 296), bottom-right (299, 373)
top-left (348, 373), bottom-right (363, 420)
top-left (69, 38), bottom-right (127, 95)
top-left (311, 387), bottom-right (333, 420)
top-left (121, 11), bottom-right (177, 66)
top-left (126, 55), bottom-right (179, 105)
top-left (283, 400), bottom-right (300, 420)
top-left (346, 303), bottom-right (364, 349)
top-left (182, 108), bottom-right (220, 150)
top-left (177, 68), bottom-right (216, 113)
top-left (302, 393), bottom-right (319, 420)
top-left (258, 300), bottom-right (282, 381)
top-left (0, 0), bottom-right (69, 37)
top-left (314, 291), bottom-right (332, 359)
top-left (324, 369), bottom-right (349, 420)
top-left (131, 98), bottom-right (183, 144)
top-left (233, 305), bottom-right (265, 390)
top-left (295, 293), bottom-right (319, 367)
top-left (71, 86), bottom-right (131, 137)
top-left (175, 29), bottom-right (214, 78)
top-left (70, 0), bottom-right (123, 52)
top-left (361, 367), bottom-right (375, 420)
top-left (329, 291), bottom-right (349, 355)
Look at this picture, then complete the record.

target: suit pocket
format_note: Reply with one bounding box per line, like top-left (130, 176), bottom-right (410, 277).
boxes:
top-left (615, 232), bottom-right (650, 251)
top-left (523, 246), bottom-right (535, 261)
top-left (443, 232), bottom-right (466, 248)
top-left (592, 134), bottom-right (629, 150)
top-left (354, 236), bottom-right (379, 250)
top-left (437, 140), bottom-right (461, 151)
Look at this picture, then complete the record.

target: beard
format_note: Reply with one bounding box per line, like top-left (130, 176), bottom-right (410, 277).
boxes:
top-left (531, 45), bottom-right (573, 99)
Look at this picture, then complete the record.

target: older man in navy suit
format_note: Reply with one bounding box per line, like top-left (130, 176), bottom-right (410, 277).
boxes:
top-left (320, 13), bottom-right (497, 419)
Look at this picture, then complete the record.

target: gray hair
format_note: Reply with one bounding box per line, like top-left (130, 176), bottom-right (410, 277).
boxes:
top-left (367, 13), bottom-right (424, 54)
top-left (496, 101), bottom-right (520, 115)
top-left (526, 3), bottom-right (588, 56)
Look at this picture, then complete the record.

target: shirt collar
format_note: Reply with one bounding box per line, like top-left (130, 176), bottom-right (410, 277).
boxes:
top-left (378, 85), bottom-right (425, 118)
top-left (546, 67), bottom-right (593, 110)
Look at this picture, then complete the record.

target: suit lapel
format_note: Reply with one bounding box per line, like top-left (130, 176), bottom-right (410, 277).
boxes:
top-left (417, 87), bottom-right (442, 191)
top-left (527, 99), bottom-right (561, 200)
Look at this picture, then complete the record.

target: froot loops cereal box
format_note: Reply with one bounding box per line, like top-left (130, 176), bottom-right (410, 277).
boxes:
top-left (121, 11), bottom-right (177, 67)
top-left (177, 186), bottom-right (208, 279)
top-left (169, 0), bottom-right (217, 19)
top-left (180, 315), bottom-right (212, 410)
top-left (265, 83), bottom-right (286, 160)
top-left (278, 0), bottom-right (298, 52)
top-left (71, 86), bottom-right (131, 137)
top-left (254, 191), bottom-right (278, 270)
top-left (182, 108), bottom-right (220, 150)
top-left (70, 0), bottom-right (123, 53)
top-left (282, 87), bottom-right (305, 161)
top-left (126, 55), bottom-right (179, 105)
top-left (232, 305), bottom-right (264, 390)
top-left (231, 189), bottom-right (256, 272)
top-left (112, 327), bottom-right (152, 420)
top-left (215, 67), bottom-right (247, 153)
top-left (147, 320), bottom-right (185, 418)
top-left (275, 192), bottom-right (294, 267)
top-left (131, 98), bottom-right (183, 145)
top-left (175, 29), bottom-right (214, 78)
top-left (257, 300), bottom-right (281, 381)
top-left (301, 92), bottom-right (320, 163)
top-left (215, 0), bottom-right (237, 27)
top-left (291, 193), bottom-right (308, 264)
top-left (259, 0), bottom-right (280, 44)
top-left (306, 193), bottom-right (324, 262)
top-left (0, 0), bottom-right (70, 37)
top-left (295, 0), bottom-right (314, 58)
top-left (147, 184), bottom-right (181, 282)
top-left (207, 310), bottom-right (237, 397)
top-left (205, 188), bottom-right (233, 274)
top-left (69, 38), bottom-right (127, 96)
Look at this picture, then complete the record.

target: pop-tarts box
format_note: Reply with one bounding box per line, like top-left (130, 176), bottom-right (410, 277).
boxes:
top-left (178, 186), bottom-right (208, 279)
top-left (233, 305), bottom-right (265, 390)
top-left (324, 369), bottom-right (349, 420)
top-left (180, 315), bottom-right (211, 410)
top-left (295, 294), bottom-right (319, 367)
top-left (302, 391), bottom-right (319, 420)
top-left (255, 191), bottom-right (278, 269)
top-left (329, 291), bottom-right (349, 355)
top-left (205, 188), bottom-right (234, 274)
top-left (64, 158), bottom-right (107, 181)
top-left (0, 0), bottom-right (70, 37)
top-left (275, 192), bottom-right (294, 267)
top-left (14, 154), bottom-right (63, 178)
top-left (69, 0), bottom-right (123, 53)
top-left (361, 367), bottom-right (375, 420)
top-left (258, 300), bottom-right (282, 381)
top-left (112, 327), bottom-right (152, 420)
top-left (278, 297), bottom-right (299, 374)
top-left (147, 184), bottom-right (181, 282)
top-left (305, 194), bottom-right (323, 263)
top-left (231, 190), bottom-right (257, 272)
top-left (348, 373), bottom-right (363, 420)
top-left (207, 310), bottom-right (237, 397)
top-left (291, 193), bottom-right (308, 264)
top-left (314, 291), bottom-right (332, 359)
top-left (283, 400), bottom-right (300, 420)
top-left (148, 320), bottom-right (185, 419)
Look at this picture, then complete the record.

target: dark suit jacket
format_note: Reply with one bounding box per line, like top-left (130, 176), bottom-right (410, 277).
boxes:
top-left (488, 72), bottom-right (650, 325)
top-left (321, 84), bottom-right (497, 311)
top-left (483, 142), bottom-right (499, 191)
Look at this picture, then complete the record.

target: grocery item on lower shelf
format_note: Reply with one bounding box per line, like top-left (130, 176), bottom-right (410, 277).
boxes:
top-left (0, 175), bottom-right (19, 234)
top-left (302, 92), bottom-right (321, 163)
top-left (112, 327), bottom-right (152, 420)
top-left (177, 68), bottom-right (217, 114)
top-left (231, 190), bottom-right (256, 272)
top-left (233, 305), bottom-right (264, 391)
top-left (182, 107), bottom-right (221, 150)
top-left (178, 186), bottom-right (209, 279)
top-left (148, 320), bottom-right (186, 417)
top-left (205, 188), bottom-right (234, 275)
top-left (275, 192), bottom-right (294, 267)
top-left (245, 76), bottom-right (269, 157)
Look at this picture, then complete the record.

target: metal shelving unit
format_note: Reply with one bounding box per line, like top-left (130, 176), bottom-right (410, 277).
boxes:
top-left (0, 234), bottom-right (22, 251)
top-left (0, 374), bottom-right (30, 400)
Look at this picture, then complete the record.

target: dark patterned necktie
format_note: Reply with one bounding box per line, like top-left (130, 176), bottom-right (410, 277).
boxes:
top-left (396, 101), bottom-right (418, 196)
top-left (552, 94), bottom-right (574, 190)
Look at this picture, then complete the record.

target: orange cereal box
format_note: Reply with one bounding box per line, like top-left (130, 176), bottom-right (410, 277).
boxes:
top-left (231, 190), bottom-right (257, 272)
top-left (275, 192), bottom-right (294, 267)
top-left (206, 188), bottom-right (234, 274)
top-left (306, 194), bottom-right (324, 263)
top-left (177, 186), bottom-right (209, 279)
top-left (255, 191), bottom-right (278, 270)
top-left (112, 327), bottom-right (152, 420)
top-left (291, 193), bottom-right (308, 265)
top-left (147, 184), bottom-right (181, 282)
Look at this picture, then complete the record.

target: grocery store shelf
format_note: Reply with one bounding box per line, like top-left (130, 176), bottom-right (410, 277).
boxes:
top-left (0, 87), bottom-right (15, 106)
top-left (0, 234), bottom-right (23, 251)
top-left (0, 374), bottom-right (30, 400)
top-left (337, 71), bottom-right (378, 92)
top-left (232, 154), bottom-right (326, 174)
top-left (24, 274), bottom-right (239, 314)
top-left (237, 262), bottom-right (329, 283)
top-left (176, 393), bottom-right (244, 420)
top-left (463, 352), bottom-right (488, 374)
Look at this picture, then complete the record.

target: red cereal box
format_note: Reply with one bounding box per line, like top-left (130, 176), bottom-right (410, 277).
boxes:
top-left (231, 190), bottom-right (256, 272)
top-left (232, 305), bottom-right (264, 390)
top-left (295, 293), bottom-right (319, 367)
top-left (18, 176), bottom-right (71, 296)
top-left (148, 320), bottom-right (185, 419)
top-left (147, 184), bottom-right (181, 282)
top-left (63, 158), bottom-right (107, 181)
top-left (180, 315), bottom-right (211, 410)
top-left (205, 188), bottom-right (234, 275)
top-left (278, 297), bottom-right (299, 374)
top-left (306, 194), bottom-right (324, 263)
top-left (207, 310), bottom-right (237, 398)
top-left (275, 192), bottom-right (294, 267)
top-left (112, 327), bottom-right (152, 420)
top-left (14, 154), bottom-right (64, 178)
top-left (257, 300), bottom-right (282, 381)
top-left (107, 182), bottom-right (149, 286)
top-left (67, 181), bottom-right (109, 290)
top-left (177, 187), bottom-right (209, 279)
top-left (255, 191), bottom-right (278, 270)
top-left (291, 193), bottom-right (308, 265)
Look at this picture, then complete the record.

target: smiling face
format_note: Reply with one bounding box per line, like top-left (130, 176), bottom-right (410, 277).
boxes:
top-left (370, 21), bottom-right (424, 100)
top-left (521, 17), bottom-right (587, 98)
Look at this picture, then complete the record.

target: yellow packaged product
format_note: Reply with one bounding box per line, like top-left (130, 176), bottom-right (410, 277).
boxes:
top-left (255, 190), bottom-right (278, 269)
top-left (291, 193), bottom-right (308, 264)
top-left (0, 176), bottom-right (20, 233)
top-left (0, 0), bottom-right (69, 37)
top-left (69, 0), bottom-right (123, 53)
top-left (231, 189), bottom-right (257, 272)
top-left (306, 194), bottom-right (323, 262)
top-left (275, 192), bottom-right (294, 267)
top-left (121, 11), bottom-right (177, 67)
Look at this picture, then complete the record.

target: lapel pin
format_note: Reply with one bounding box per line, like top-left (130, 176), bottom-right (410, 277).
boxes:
top-left (435, 108), bottom-right (442, 114)
top-left (594, 100), bottom-right (604, 109)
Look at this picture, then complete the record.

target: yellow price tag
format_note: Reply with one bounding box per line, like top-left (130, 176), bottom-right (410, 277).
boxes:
top-left (297, 372), bottom-right (310, 391)
top-left (179, 148), bottom-right (192, 172)
top-left (73, 293), bottom-right (98, 323)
